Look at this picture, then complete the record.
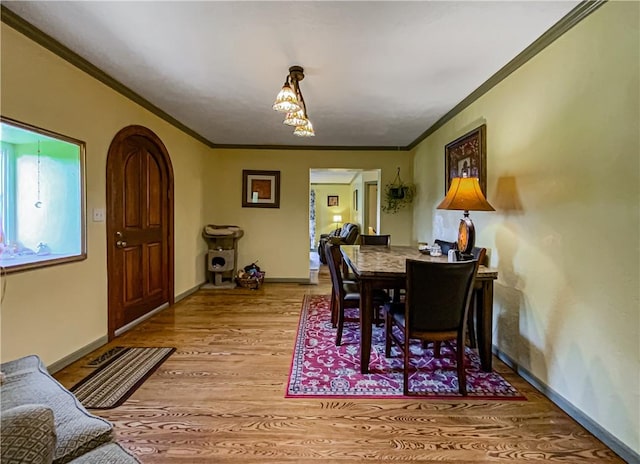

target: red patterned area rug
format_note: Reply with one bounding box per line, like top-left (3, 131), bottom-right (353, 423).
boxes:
top-left (286, 295), bottom-right (525, 400)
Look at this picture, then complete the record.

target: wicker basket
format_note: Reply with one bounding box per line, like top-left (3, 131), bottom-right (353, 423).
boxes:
top-left (235, 272), bottom-right (265, 289)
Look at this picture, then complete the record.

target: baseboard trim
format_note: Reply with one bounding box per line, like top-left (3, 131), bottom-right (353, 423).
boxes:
top-left (265, 278), bottom-right (310, 284)
top-left (47, 282), bottom-right (205, 374)
top-left (176, 281), bottom-right (206, 302)
top-left (493, 347), bottom-right (639, 464)
top-left (115, 302), bottom-right (169, 337)
top-left (47, 335), bottom-right (108, 374)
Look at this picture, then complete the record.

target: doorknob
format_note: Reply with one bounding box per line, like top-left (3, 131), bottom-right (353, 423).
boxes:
top-left (115, 231), bottom-right (127, 248)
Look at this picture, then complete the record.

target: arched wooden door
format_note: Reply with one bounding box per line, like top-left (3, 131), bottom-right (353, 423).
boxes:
top-left (106, 126), bottom-right (174, 339)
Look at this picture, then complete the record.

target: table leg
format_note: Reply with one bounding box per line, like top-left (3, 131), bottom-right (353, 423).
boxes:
top-left (359, 279), bottom-right (373, 374)
top-left (476, 279), bottom-right (494, 372)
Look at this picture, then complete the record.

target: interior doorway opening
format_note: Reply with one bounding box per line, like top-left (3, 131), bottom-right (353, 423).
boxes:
top-left (308, 168), bottom-right (380, 277)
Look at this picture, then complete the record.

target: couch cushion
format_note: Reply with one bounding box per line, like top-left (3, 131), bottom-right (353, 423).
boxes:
top-left (1, 404), bottom-right (56, 464)
top-left (1, 355), bottom-right (113, 464)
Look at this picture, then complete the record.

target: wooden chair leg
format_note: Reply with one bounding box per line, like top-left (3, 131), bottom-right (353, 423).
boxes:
top-left (330, 292), bottom-right (338, 328)
top-left (384, 311), bottom-right (392, 357)
top-left (335, 304), bottom-right (345, 346)
top-left (457, 335), bottom-right (467, 396)
top-left (467, 291), bottom-right (478, 348)
top-left (434, 341), bottom-right (442, 358)
top-left (403, 339), bottom-right (410, 396)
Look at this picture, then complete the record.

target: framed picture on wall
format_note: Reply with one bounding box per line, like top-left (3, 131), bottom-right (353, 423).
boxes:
top-left (242, 170), bottom-right (280, 208)
top-left (353, 190), bottom-right (358, 211)
top-left (444, 124), bottom-right (487, 195)
top-left (327, 195), bottom-right (339, 207)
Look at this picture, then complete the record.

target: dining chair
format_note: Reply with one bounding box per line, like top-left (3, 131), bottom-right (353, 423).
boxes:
top-left (434, 239), bottom-right (457, 255)
top-left (325, 242), bottom-right (389, 345)
top-left (360, 234), bottom-right (391, 246)
top-left (324, 241), bottom-right (359, 334)
top-left (359, 234), bottom-right (396, 308)
top-left (466, 246), bottom-right (488, 348)
top-left (383, 252), bottom-right (483, 395)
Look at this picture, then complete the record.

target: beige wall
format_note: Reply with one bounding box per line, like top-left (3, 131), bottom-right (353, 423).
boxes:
top-left (206, 150), bottom-right (413, 280)
top-left (412, 2), bottom-right (639, 454)
top-left (0, 25), bottom-right (211, 366)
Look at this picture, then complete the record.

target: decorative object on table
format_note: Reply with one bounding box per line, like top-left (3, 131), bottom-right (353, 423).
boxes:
top-left (272, 65), bottom-right (315, 137)
top-left (286, 295), bottom-right (524, 399)
top-left (202, 224), bottom-right (244, 288)
top-left (242, 170), bottom-right (280, 208)
top-left (445, 124), bottom-right (487, 195)
top-left (429, 243), bottom-right (442, 256)
top-left (70, 347), bottom-right (176, 409)
top-left (382, 167), bottom-right (415, 213)
top-left (437, 176), bottom-right (494, 259)
top-left (327, 195), bottom-right (339, 207)
top-left (235, 262), bottom-right (265, 289)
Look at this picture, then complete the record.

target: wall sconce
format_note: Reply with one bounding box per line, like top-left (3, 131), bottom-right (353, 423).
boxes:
top-left (273, 65), bottom-right (315, 137)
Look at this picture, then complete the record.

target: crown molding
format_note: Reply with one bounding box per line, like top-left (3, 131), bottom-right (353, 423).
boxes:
top-left (407, 0), bottom-right (607, 150)
top-left (0, 5), bottom-right (215, 148)
top-left (212, 143), bottom-right (408, 151)
top-left (2, 1), bottom-right (605, 152)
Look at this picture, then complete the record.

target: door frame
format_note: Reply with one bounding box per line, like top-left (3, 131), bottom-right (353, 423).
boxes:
top-left (106, 125), bottom-right (175, 340)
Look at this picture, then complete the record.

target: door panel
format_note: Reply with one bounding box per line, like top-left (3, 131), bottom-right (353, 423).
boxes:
top-left (124, 153), bottom-right (142, 228)
top-left (124, 247), bottom-right (143, 303)
top-left (107, 126), bottom-right (174, 337)
top-left (148, 155), bottom-right (162, 227)
top-left (147, 242), bottom-right (163, 296)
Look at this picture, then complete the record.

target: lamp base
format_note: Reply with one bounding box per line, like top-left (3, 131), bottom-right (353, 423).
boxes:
top-left (456, 252), bottom-right (474, 262)
top-left (457, 215), bottom-right (476, 254)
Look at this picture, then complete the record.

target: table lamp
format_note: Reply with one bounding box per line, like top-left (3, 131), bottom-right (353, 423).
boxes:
top-left (437, 176), bottom-right (494, 259)
top-left (332, 215), bottom-right (343, 229)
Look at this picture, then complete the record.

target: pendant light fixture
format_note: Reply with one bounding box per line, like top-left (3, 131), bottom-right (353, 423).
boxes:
top-left (272, 65), bottom-right (315, 137)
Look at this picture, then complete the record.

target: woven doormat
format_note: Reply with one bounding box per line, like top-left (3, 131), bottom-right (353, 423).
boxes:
top-left (71, 347), bottom-right (175, 409)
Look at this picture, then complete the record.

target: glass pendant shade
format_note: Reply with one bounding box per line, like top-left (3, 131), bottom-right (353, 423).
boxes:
top-left (283, 110), bottom-right (307, 127)
top-left (294, 120), bottom-right (315, 137)
top-left (272, 84), bottom-right (301, 113)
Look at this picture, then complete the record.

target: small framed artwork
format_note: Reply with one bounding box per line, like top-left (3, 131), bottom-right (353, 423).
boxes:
top-left (242, 170), bottom-right (280, 208)
top-left (327, 195), bottom-right (339, 207)
top-left (353, 189), bottom-right (358, 211)
top-left (445, 124), bottom-right (487, 195)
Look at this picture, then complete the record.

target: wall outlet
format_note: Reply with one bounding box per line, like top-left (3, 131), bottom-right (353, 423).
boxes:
top-left (92, 208), bottom-right (106, 222)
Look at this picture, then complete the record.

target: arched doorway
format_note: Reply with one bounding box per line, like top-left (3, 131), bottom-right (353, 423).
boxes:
top-left (106, 125), bottom-right (174, 339)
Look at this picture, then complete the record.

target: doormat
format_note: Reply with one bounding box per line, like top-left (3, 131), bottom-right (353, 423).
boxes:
top-left (85, 346), bottom-right (126, 367)
top-left (286, 295), bottom-right (525, 399)
top-left (71, 347), bottom-right (175, 409)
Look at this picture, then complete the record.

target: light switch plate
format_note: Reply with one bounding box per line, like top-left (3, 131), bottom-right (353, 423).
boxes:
top-left (92, 208), bottom-right (106, 222)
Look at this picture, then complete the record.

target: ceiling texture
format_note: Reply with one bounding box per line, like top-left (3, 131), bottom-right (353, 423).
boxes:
top-left (3, 1), bottom-right (590, 150)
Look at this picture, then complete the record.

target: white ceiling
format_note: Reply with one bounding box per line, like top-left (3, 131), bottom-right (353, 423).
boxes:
top-left (4, 1), bottom-right (579, 149)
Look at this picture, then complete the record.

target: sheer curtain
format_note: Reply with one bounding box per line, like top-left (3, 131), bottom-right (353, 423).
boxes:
top-left (309, 189), bottom-right (316, 250)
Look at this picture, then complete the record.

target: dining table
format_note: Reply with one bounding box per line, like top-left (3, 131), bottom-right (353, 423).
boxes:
top-left (340, 245), bottom-right (498, 374)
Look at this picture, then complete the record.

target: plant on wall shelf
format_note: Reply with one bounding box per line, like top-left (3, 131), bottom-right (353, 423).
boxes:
top-left (382, 167), bottom-right (415, 214)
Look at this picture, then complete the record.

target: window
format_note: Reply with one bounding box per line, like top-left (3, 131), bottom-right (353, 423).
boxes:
top-left (0, 117), bottom-right (86, 273)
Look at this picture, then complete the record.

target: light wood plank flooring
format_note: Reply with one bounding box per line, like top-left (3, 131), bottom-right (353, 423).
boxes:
top-left (54, 268), bottom-right (623, 463)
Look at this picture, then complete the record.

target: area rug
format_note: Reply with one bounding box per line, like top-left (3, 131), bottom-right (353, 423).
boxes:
top-left (71, 347), bottom-right (175, 409)
top-left (85, 346), bottom-right (126, 367)
top-left (286, 295), bottom-right (525, 399)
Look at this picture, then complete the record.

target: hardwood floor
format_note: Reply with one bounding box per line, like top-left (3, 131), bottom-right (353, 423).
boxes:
top-left (54, 268), bottom-right (623, 463)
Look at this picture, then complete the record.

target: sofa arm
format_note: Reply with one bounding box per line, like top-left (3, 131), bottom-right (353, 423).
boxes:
top-left (1, 404), bottom-right (56, 464)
